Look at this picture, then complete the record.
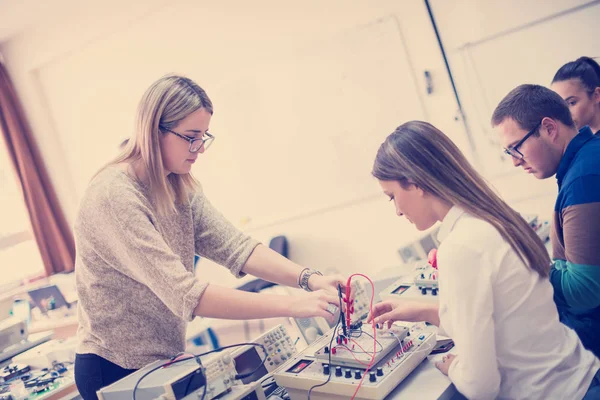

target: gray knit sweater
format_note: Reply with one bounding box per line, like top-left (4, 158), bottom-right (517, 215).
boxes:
top-left (74, 167), bottom-right (259, 369)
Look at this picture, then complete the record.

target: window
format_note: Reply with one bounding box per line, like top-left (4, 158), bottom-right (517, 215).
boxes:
top-left (0, 149), bottom-right (45, 286)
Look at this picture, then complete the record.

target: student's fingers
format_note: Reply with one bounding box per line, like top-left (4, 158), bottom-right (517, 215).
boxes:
top-left (373, 311), bottom-right (396, 326)
top-left (320, 306), bottom-right (336, 323)
top-left (314, 308), bottom-right (334, 322)
top-left (319, 291), bottom-right (340, 306)
top-left (372, 302), bottom-right (393, 315)
top-left (366, 302), bottom-right (391, 323)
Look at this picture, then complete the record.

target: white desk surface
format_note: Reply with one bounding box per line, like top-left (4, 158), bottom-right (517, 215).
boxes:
top-left (385, 325), bottom-right (463, 400)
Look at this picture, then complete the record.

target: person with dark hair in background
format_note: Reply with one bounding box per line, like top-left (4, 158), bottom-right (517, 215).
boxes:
top-left (493, 84), bottom-right (600, 358)
top-left (552, 57), bottom-right (600, 135)
top-left (367, 120), bottom-right (600, 399)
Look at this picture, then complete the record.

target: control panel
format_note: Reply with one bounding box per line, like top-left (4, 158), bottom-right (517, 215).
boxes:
top-left (413, 262), bottom-right (439, 295)
top-left (273, 323), bottom-right (436, 400)
top-left (379, 259), bottom-right (440, 303)
top-left (242, 324), bottom-right (297, 372)
top-left (98, 351), bottom-right (237, 400)
top-left (349, 280), bottom-right (371, 321)
top-left (232, 325), bottom-right (295, 399)
top-left (203, 352), bottom-right (238, 398)
top-left (314, 325), bottom-right (409, 368)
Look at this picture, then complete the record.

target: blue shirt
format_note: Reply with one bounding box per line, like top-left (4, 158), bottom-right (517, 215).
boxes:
top-left (550, 125), bottom-right (600, 357)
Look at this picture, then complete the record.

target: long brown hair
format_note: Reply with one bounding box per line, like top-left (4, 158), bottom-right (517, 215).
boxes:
top-left (372, 121), bottom-right (551, 277)
top-left (100, 75), bottom-right (213, 215)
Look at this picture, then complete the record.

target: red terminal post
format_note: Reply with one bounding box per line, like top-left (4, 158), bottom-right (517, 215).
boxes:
top-left (428, 248), bottom-right (438, 270)
top-left (345, 278), bottom-right (353, 328)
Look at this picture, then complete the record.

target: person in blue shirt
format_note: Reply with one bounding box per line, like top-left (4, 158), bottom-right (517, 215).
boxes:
top-left (493, 84), bottom-right (600, 358)
top-left (551, 57), bottom-right (600, 135)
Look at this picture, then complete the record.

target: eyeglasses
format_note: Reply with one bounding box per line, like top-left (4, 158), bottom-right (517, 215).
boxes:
top-left (503, 121), bottom-right (542, 160)
top-left (160, 127), bottom-right (215, 153)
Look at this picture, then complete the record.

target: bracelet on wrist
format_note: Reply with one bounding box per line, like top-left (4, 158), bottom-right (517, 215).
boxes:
top-left (298, 268), bottom-right (323, 292)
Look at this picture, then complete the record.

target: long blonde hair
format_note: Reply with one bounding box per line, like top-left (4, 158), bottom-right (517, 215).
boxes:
top-left (372, 121), bottom-right (551, 277)
top-left (103, 75), bottom-right (213, 215)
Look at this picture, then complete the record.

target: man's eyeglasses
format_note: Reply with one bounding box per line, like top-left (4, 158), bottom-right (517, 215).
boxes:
top-left (503, 121), bottom-right (542, 160)
top-left (161, 127), bottom-right (215, 153)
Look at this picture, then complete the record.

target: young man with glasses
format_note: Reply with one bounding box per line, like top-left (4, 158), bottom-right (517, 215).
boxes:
top-left (492, 84), bottom-right (600, 358)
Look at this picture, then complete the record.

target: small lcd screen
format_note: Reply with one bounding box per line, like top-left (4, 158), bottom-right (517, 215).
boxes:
top-left (234, 347), bottom-right (269, 384)
top-left (286, 359), bottom-right (313, 374)
top-left (392, 285), bottom-right (410, 295)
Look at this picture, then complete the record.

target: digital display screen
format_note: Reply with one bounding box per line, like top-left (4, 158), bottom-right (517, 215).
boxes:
top-left (392, 285), bottom-right (410, 295)
top-left (234, 347), bottom-right (268, 384)
top-left (286, 359), bottom-right (313, 374)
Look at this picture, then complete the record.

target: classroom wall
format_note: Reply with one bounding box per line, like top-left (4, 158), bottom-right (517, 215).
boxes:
top-left (430, 0), bottom-right (600, 222)
top-left (1, 0), bottom-right (465, 286)
top-left (2, 0), bottom-right (589, 287)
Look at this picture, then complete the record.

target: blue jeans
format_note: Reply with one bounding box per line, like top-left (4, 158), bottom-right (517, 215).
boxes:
top-left (584, 369), bottom-right (600, 400)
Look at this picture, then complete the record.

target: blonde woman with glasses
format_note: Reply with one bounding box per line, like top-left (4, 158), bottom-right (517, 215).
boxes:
top-left (367, 121), bottom-right (600, 400)
top-left (73, 75), bottom-right (346, 399)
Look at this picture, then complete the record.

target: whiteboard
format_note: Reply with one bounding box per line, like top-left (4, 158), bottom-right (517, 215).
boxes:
top-left (201, 16), bottom-right (427, 226)
top-left (448, 2), bottom-right (600, 178)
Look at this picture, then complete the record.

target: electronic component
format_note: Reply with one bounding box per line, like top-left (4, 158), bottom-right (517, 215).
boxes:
top-left (413, 262), bottom-right (439, 295)
top-left (349, 281), bottom-right (370, 321)
top-left (232, 324), bottom-right (296, 379)
top-left (217, 381), bottom-right (267, 400)
top-left (431, 338), bottom-right (454, 354)
top-left (12, 337), bottom-right (76, 369)
top-left (379, 262), bottom-right (440, 303)
top-left (314, 325), bottom-right (409, 368)
top-left (291, 280), bottom-right (371, 345)
top-left (273, 324), bottom-right (436, 400)
top-left (97, 351), bottom-right (236, 400)
top-left (0, 364), bottom-right (30, 383)
top-left (0, 317), bottom-right (27, 353)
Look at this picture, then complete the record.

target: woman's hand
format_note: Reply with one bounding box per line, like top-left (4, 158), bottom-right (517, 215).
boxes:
top-left (366, 299), bottom-right (438, 328)
top-left (308, 273), bottom-right (354, 313)
top-left (290, 290), bottom-right (341, 323)
top-left (435, 354), bottom-right (457, 376)
top-left (308, 273), bottom-right (346, 294)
